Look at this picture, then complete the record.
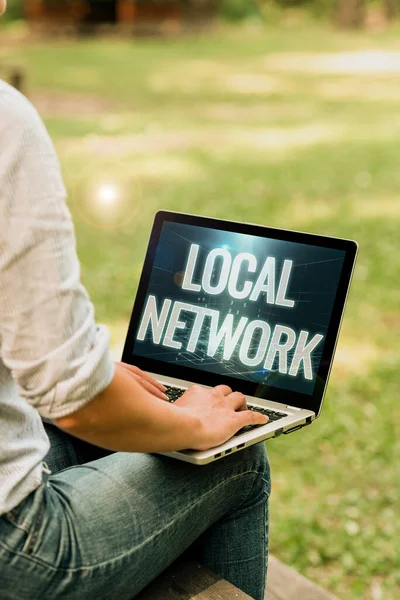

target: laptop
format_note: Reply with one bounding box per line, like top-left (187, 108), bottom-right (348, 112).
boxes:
top-left (122, 211), bottom-right (358, 464)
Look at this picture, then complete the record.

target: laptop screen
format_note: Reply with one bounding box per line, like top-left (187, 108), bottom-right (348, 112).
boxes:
top-left (131, 220), bottom-right (347, 397)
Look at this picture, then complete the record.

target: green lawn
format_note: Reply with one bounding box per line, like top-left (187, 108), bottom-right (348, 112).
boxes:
top-left (1, 21), bottom-right (399, 599)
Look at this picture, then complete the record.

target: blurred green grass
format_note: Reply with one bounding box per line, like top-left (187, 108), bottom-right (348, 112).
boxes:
top-left (2, 22), bottom-right (399, 599)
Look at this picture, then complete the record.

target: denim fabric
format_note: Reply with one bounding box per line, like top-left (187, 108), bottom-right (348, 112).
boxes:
top-left (0, 424), bottom-right (271, 600)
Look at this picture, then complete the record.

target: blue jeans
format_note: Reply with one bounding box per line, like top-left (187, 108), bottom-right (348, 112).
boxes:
top-left (0, 424), bottom-right (271, 600)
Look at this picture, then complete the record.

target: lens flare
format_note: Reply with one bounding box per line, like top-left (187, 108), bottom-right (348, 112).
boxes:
top-left (71, 165), bottom-right (142, 231)
top-left (97, 182), bottom-right (120, 206)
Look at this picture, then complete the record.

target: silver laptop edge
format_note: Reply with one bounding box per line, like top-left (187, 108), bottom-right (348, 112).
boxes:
top-left (150, 373), bottom-right (315, 465)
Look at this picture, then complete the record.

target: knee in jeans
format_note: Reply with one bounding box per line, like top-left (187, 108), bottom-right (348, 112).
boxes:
top-left (244, 442), bottom-right (271, 495)
top-left (211, 442), bottom-right (271, 497)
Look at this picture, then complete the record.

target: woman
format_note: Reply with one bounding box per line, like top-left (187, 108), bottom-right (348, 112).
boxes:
top-left (0, 2), bottom-right (271, 598)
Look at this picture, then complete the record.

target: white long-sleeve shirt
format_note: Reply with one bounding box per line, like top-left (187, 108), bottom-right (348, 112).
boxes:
top-left (0, 79), bottom-right (115, 515)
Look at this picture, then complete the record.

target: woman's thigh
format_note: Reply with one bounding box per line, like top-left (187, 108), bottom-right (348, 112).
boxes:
top-left (0, 444), bottom-right (270, 600)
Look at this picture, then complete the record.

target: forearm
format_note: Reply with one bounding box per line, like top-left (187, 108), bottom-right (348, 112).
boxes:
top-left (54, 365), bottom-right (201, 453)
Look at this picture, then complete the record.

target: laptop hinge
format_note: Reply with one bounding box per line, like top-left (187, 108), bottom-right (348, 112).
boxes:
top-left (286, 405), bottom-right (302, 411)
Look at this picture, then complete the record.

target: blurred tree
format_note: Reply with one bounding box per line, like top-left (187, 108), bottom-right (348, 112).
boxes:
top-left (383, 0), bottom-right (397, 20)
top-left (336, 0), bottom-right (365, 28)
top-left (5, 0), bottom-right (400, 27)
top-left (220, 0), bottom-right (260, 21)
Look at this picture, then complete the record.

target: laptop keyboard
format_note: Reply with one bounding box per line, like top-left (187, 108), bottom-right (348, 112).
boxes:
top-left (164, 386), bottom-right (286, 435)
top-left (165, 386), bottom-right (186, 402)
top-left (235, 405), bottom-right (286, 436)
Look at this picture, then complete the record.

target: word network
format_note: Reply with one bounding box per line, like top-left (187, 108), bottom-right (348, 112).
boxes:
top-left (137, 245), bottom-right (323, 380)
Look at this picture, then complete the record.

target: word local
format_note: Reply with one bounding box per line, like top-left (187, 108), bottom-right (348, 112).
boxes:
top-left (137, 245), bottom-right (324, 380)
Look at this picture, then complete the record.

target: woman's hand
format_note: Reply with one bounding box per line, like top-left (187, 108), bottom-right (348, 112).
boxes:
top-left (55, 368), bottom-right (267, 454)
top-left (117, 362), bottom-right (168, 401)
top-left (174, 384), bottom-right (269, 450)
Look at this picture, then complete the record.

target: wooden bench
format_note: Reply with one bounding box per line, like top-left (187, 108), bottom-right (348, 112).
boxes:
top-left (136, 555), bottom-right (339, 600)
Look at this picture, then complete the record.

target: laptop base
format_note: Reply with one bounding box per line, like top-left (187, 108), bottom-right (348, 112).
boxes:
top-left (152, 373), bottom-right (315, 465)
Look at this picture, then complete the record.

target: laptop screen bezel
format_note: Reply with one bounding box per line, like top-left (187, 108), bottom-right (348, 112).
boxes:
top-left (122, 211), bottom-right (358, 416)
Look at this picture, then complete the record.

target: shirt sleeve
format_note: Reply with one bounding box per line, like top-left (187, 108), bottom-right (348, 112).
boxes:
top-left (0, 84), bottom-right (115, 420)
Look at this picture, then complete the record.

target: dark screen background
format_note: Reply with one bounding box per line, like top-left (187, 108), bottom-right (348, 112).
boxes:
top-left (132, 222), bottom-right (346, 395)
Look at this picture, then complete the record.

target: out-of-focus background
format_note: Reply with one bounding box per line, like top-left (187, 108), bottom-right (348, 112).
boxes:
top-left (1, 2), bottom-right (399, 598)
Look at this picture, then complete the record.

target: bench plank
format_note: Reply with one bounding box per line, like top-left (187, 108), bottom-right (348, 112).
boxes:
top-left (136, 555), bottom-right (338, 600)
top-left (135, 560), bottom-right (253, 600)
top-left (265, 556), bottom-right (338, 600)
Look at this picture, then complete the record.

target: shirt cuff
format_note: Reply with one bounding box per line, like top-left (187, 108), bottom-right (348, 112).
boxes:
top-left (36, 325), bottom-right (116, 421)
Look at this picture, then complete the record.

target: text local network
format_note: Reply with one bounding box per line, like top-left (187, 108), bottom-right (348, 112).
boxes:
top-left (137, 244), bottom-right (324, 380)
